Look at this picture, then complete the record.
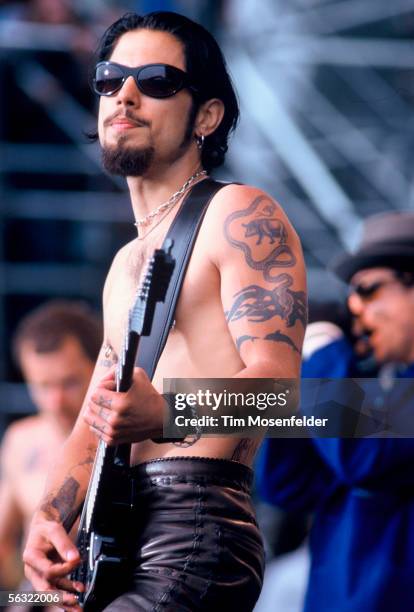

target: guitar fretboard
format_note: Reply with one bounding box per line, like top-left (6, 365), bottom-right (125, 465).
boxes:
top-left (85, 439), bottom-right (106, 532)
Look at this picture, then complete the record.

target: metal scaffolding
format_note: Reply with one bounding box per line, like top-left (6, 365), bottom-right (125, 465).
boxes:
top-left (223, 0), bottom-right (414, 300)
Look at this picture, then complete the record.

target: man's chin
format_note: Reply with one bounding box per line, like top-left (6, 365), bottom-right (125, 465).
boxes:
top-left (101, 144), bottom-right (154, 177)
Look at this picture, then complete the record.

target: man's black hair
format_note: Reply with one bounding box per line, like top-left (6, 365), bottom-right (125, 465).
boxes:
top-left (96, 11), bottom-right (239, 172)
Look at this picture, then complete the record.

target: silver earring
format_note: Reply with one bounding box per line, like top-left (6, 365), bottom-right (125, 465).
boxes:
top-left (196, 134), bottom-right (205, 149)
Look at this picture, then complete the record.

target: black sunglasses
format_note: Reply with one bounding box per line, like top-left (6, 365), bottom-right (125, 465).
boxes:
top-left (349, 279), bottom-right (397, 299)
top-left (93, 61), bottom-right (197, 98)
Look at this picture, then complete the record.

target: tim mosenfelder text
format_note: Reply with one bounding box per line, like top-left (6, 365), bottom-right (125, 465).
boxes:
top-left (174, 414), bottom-right (329, 429)
top-left (172, 389), bottom-right (328, 431)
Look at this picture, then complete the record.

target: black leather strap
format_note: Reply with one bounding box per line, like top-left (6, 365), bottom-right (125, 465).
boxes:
top-left (136, 178), bottom-right (228, 378)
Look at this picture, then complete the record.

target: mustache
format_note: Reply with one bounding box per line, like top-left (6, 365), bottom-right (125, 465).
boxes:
top-left (104, 110), bottom-right (151, 128)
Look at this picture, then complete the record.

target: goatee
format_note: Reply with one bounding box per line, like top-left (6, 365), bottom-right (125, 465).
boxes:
top-left (101, 143), bottom-right (155, 177)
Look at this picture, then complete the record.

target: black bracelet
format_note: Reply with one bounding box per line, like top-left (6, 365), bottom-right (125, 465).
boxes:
top-left (151, 393), bottom-right (201, 446)
top-left (173, 398), bottom-right (202, 448)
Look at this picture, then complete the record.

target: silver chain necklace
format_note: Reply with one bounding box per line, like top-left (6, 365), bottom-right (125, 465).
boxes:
top-left (134, 169), bottom-right (207, 228)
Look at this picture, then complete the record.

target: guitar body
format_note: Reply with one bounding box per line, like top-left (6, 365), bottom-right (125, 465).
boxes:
top-left (76, 531), bottom-right (130, 612)
top-left (71, 245), bottom-right (175, 609)
top-left (73, 451), bottom-right (135, 609)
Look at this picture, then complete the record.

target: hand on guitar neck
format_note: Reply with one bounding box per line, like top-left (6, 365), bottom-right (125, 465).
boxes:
top-left (83, 366), bottom-right (164, 446)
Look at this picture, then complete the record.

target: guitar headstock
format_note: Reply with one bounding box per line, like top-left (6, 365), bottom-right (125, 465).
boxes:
top-left (130, 239), bottom-right (175, 336)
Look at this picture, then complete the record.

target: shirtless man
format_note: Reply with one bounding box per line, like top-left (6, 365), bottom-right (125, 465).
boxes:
top-left (0, 301), bottom-right (101, 593)
top-left (23, 12), bottom-right (307, 611)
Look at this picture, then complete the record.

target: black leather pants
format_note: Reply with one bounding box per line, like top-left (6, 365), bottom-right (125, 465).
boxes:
top-left (103, 457), bottom-right (264, 612)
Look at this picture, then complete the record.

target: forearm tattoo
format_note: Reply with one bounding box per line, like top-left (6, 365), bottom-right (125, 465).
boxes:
top-left (224, 195), bottom-right (296, 282)
top-left (78, 444), bottom-right (96, 468)
top-left (99, 343), bottom-right (118, 368)
top-left (40, 477), bottom-right (80, 531)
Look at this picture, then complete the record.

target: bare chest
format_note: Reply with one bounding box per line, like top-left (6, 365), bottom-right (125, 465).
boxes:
top-left (107, 239), bottom-right (214, 341)
top-left (104, 233), bottom-right (234, 378)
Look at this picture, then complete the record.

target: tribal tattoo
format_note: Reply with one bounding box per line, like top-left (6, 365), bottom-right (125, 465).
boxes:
top-left (226, 276), bottom-right (307, 328)
top-left (224, 195), bottom-right (296, 282)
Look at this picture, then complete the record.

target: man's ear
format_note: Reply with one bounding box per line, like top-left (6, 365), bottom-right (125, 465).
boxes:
top-left (194, 98), bottom-right (225, 139)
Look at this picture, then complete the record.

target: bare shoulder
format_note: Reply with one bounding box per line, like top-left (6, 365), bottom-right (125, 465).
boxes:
top-left (1, 416), bottom-right (44, 469)
top-left (3, 415), bottom-right (44, 444)
top-left (203, 182), bottom-right (307, 373)
top-left (203, 183), bottom-right (302, 261)
top-left (207, 183), bottom-right (298, 233)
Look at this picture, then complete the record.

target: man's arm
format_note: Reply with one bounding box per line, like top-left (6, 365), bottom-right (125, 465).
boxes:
top-left (36, 340), bottom-right (119, 530)
top-left (22, 344), bottom-right (118, 607)
top-left (215, 184), bottom-right (307, 379)
top-left (207, 185), bottom-right (307, 461)
top-left (22, 247), bottom-right (126, 607)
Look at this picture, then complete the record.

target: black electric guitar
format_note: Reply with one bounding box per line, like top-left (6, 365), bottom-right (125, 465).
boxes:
top-left (71, 242), bottom-right (175, 611)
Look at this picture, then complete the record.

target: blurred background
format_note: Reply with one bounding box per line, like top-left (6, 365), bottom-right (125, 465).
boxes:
top-left (1, 0), bottom-right (414, 608)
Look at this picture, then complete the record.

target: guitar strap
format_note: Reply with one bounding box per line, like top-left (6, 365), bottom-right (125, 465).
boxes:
top-left (136, 178), bottom-right (230, 379)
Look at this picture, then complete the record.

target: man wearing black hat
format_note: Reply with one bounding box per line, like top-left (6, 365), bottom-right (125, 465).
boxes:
top-left (258, 210), bottom-right (414, 612)
top-left (336, 210), bottom-right (414, 366)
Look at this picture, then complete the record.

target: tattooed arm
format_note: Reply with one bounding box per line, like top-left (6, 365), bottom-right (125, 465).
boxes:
top-left (22, 342), bottom-right (119, 605)
top-left (216, 184), bottom-right (307, 378)
top-left (217, 186), bottom-right (306, 462)
top-left (21, 248), bottom-right (128, 606)
top-left (37, 341), bottom-right (118, 520)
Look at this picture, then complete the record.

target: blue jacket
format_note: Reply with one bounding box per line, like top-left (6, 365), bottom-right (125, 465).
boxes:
top-left (257, 338), bottom-right (414, 612)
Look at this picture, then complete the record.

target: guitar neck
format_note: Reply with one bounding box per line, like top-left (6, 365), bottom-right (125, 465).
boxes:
top-left (117, 330), bottom-right (139, 392)
top-left (108, 329), bottom-right (141, 466)
top-left (74, 244), bottom-right (175, 595)
top-left (112, 330), bottom-right (139, 465)
top-left (82, 330), bottom-right (141, 531)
